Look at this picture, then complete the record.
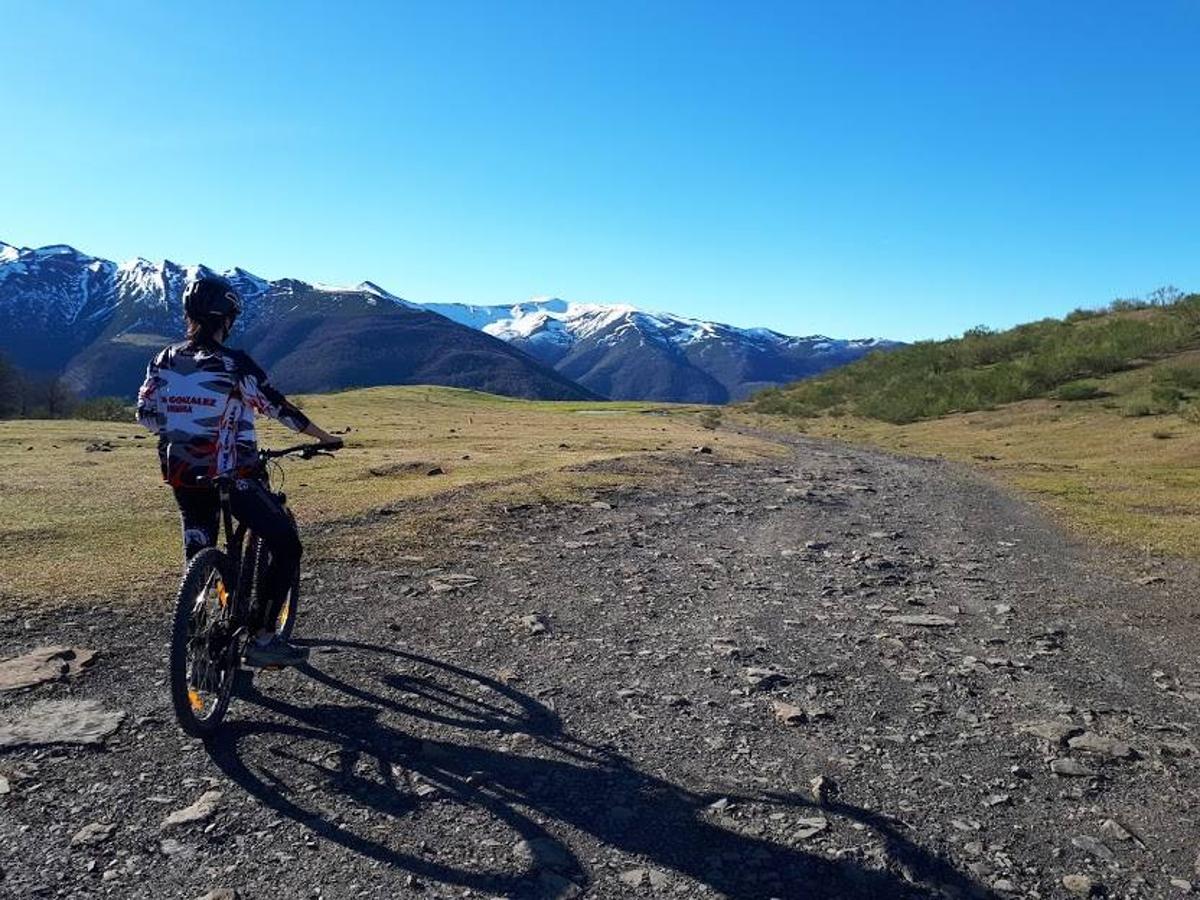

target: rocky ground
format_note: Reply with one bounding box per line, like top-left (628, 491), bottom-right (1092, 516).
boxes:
top-left (1, 433), bottom-right (1199, 899)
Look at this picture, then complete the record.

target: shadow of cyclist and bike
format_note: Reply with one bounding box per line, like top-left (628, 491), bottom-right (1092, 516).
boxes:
top-left (204, 638), bottom-right (992, 899)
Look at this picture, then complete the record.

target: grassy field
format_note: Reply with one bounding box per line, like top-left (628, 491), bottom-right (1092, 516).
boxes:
top-left (0, 386), bottom-right (780, 607)
top-left (739, 352), bottom-right (1200, 558)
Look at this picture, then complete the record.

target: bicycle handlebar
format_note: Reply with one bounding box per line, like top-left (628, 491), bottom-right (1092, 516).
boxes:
top-left (260, 441), bottom-right (344, 461)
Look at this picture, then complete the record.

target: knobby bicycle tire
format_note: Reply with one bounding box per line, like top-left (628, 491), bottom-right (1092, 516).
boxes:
top-left (278, 505), bottom-right (301, 640)
top-left (275, 566), bottom-right (300, 641)
top-left (169, 547), bottom-right (238, 737)
top-left (250, 530), bottom-right (301, 641)
top-left (241, 532), bottom-right (262, 620)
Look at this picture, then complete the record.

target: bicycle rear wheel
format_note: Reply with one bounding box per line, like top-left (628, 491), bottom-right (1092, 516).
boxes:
top-left (169, 548), bottom-right (239, 737)
top-left (274, 565), bottom-right (300, 641)
top-left (251, 533), bottom-right (300, 641)
top-left (276, 505), bottom-right (302, 640)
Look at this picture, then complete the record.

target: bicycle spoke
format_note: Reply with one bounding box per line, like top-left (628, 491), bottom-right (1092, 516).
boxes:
top-left (182, 567), bottom-right (234, 721)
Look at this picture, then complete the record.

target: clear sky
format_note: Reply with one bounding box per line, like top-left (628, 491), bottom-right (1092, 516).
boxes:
top-left (2, 2), bottom-right (1198, 341)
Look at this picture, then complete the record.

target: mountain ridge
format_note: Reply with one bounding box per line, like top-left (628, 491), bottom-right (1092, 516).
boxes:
top-left (0, 239), bottom-right (898, 404)
top-left (424, 297), bottom-right (898, 403)
top-left (0, 240), bottom-right (595, 402)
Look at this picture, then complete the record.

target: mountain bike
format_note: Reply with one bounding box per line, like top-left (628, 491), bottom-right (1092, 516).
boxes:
top-left (168, 441), bottom-right (341, 737)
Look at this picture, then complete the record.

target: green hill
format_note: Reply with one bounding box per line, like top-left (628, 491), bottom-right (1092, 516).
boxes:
top-left (751, 291), bottom-right (1200, 424)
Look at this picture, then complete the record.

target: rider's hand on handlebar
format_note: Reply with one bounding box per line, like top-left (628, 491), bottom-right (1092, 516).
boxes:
top-left (304, 424), bottom-right (344, 450)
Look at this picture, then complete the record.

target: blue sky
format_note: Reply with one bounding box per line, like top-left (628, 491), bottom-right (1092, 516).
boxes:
top-left (2, 1), bottom-right (1198, 341)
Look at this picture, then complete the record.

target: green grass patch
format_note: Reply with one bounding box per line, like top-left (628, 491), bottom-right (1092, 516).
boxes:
top-left (1055, 381), bottom-right (1103, 401)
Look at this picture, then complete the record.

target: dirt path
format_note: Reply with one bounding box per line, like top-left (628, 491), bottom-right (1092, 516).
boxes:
top-left (1, 434), bottom-right (1198, 899)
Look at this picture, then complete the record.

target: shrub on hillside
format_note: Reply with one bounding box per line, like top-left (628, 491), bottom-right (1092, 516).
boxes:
top-left (750, 290), bottom-right (1200, 424)
top-left (1055, 381), bottom-right (1102, 401)
top-left (1149, 383), bottom-right (1186, 411)
top-left (74, 397), bottom-right (133, 422)
top-left (1152, 364), bottom-right (1200, 391)
top-left (1122, 400), bottom-right (1155, 418)
top-left (1109, 298), bottom-right (1154, 313)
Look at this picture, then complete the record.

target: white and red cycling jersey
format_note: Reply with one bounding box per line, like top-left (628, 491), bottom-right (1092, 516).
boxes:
top-left (136, 340), bottom-right (311, 487)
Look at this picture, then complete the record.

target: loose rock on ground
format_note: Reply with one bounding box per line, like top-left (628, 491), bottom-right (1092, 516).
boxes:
top-left (1, 432), bottom-right (1198, 898)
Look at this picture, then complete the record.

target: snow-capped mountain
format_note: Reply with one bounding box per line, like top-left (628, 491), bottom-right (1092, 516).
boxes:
top-left (0, 238), bottom-right (897, 404)
top-left (422, 297), bottom-right (897, 403)
top-left (0, 241), bottom-right (594, 401)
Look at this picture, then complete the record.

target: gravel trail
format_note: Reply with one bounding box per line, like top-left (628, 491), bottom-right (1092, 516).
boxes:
top-left (1, 434), bottom-right (1198, 899)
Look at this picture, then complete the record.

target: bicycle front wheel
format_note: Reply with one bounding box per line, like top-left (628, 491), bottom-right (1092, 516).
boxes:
top-left (169, 548), bottom-right (239, 737)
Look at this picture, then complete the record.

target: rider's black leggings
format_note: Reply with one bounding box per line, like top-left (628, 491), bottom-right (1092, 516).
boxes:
top-left (173, 479), bottom-right (301, 632)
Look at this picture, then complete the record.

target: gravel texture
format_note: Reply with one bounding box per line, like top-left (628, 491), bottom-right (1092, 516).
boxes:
top-left (1, 434), bottom-right (1198, 899)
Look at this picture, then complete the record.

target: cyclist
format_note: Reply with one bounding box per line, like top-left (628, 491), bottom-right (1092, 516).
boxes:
top-left (136, 274), bottom-right (342, 668)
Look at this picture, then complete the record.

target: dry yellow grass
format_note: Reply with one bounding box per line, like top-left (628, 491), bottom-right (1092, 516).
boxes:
top-left (738, 360), bottom-right (1200, 557)
top-left (0, 387), bottom-right (779, 606)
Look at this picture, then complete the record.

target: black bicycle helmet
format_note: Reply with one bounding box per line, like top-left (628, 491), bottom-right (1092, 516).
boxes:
top-left (182, 275), bottom-right (242, 323)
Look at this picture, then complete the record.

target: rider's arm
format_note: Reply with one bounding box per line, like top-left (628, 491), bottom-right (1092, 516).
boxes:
top-left (135, 354), bottom-right (165, 435)
top-left (236, 353), bottom-right (341, 445)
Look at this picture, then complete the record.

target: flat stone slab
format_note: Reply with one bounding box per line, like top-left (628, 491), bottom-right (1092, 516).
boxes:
top-left (162, 791), bottom-right (223, 830)
top-left (71, 822), bottom-right (116, 847)
top-left (0, 699), bottom-right (124, 749)
top-left (512, 836), bottom-right (574, 873)
top-left (1050, 757), bottom-right (1095, 778)
top-left (619, 868), bottom-right (671, 888)
top-left (429, 573), bottom-right (479, 593)
top-left (0, 646), bottom-right (97, 691)
top-left (771, 699), bottom-right (807, 726)
top-left (887, 614), bottom-right (957, 627)
top-left (1068, 731), bottom-right (1136, 759)
top-left (794, 816), bottom-right (830, 839)
top-left (1017, 720), bottom-right (1083, 745)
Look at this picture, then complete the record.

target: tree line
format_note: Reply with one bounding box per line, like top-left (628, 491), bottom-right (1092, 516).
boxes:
top-left (0, 352), bottom-right (130, 421)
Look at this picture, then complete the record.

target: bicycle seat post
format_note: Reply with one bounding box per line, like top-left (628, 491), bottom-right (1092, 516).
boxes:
top-left (215, 477), bottom-right (236, 558)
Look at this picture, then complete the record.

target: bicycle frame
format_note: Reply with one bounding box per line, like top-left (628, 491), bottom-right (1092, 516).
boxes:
top-left (210, 441), bottom-right (339, 626)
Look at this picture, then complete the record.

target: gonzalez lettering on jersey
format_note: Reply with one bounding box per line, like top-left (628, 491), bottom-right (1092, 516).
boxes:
top-left (136, 341), bottom-right (311, 487)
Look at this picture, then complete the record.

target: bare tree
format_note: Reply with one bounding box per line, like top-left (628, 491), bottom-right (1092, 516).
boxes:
top-left (44, 376), bottom-right (74, 418)
top-left (1147, 285), bottom-right (1185, 306)
top-left (0, 353), bottom-right (19, 418)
